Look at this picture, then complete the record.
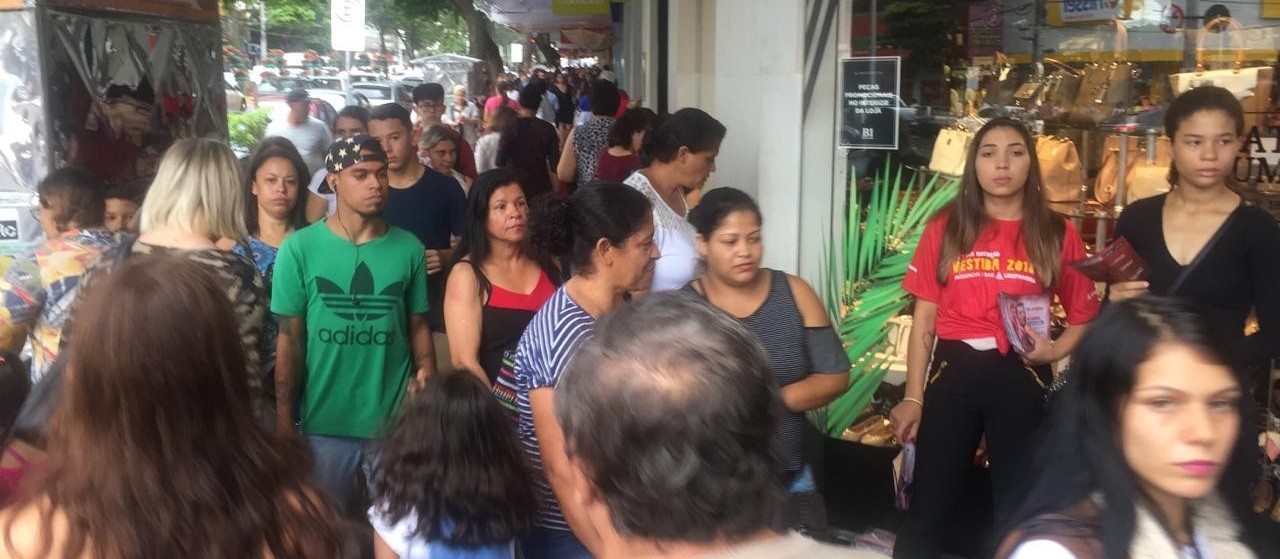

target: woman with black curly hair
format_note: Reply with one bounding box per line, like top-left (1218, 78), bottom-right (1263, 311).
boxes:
top-left (368, 369), bottom-right (537, 558)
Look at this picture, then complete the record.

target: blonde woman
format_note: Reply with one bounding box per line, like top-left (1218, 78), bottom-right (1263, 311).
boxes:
top-left (422, 124), bottom-right (472, 194)
top-left (67, 138), bottom-right (271, 425)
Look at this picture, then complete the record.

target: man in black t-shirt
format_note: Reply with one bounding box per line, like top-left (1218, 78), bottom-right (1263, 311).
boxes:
top-left (497, 81), bottom-right (561, 199)
top-left (367, 103), bottom-right (466, 370)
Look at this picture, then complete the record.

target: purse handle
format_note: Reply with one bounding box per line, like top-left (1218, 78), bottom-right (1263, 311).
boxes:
top-left (1195, 16), bottom-right (1245, 74)
top-left (1043, 57), bottom-right (1078, 76)
top-left (1108, 18), bottom-right (1129, 62)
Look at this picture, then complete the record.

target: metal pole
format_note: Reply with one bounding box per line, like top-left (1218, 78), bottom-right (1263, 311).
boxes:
top-left (346, 51), bottom-right (352, 72)
top-left (869, 0), bottom-right (877, 57)
top-left (259, 1), bottom-right (268, 65)
top-left (1031, 0), bottom-right (1043, 63)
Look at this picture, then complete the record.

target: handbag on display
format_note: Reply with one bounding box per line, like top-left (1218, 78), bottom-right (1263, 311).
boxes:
top-left (1013, 63), bottom-right (1046, 110)
top-left (1036, 135), bottom-right (1085, 203)
top-left (1170, 17), bottom-right (1275, 134)
top-left (1040, 60), bottom-right (1081, 123)
top-left (985, 53), bottom-right (1023, 108)
top-left (1095, 135), bottom-right (1141, 204)
top-left (1125, 136), bottom-right (1173, 204)
top-left (929, 126), bottom-right (975, 177)
top-left (1070, 19), bottom-right (1133, 126)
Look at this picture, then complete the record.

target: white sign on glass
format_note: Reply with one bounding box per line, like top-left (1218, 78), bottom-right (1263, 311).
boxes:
top-left (332, 0), bottom-right (366, 52)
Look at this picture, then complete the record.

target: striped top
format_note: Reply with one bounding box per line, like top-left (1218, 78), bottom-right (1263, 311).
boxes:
top-left (512, 286), bottom-right (597, 531)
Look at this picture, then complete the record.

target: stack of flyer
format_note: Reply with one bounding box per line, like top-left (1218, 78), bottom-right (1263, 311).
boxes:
top-left (999, 292), bottom-right (1051, 355)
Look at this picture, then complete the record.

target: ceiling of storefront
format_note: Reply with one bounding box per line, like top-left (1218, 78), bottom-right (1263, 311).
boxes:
top-left (477, 0), bottom-right (612, 33)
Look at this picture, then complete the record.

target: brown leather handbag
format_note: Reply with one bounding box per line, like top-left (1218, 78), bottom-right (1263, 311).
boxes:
top-left (1095, 135), bottom-right (1141, 204)
top-left (1036, 136), bottom-right (1085, 203)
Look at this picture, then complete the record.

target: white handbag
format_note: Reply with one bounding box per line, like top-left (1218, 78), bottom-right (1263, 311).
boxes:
top-left (929, 127), bottom-right (974, 177)
top-left (1170, 17), bottom-right (1274, 133)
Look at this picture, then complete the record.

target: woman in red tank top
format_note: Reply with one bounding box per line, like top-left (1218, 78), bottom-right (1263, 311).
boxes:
top-left (444, 169), bottom-right (562, 386)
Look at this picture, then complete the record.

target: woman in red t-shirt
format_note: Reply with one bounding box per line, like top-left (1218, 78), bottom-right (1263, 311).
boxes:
top-left (890, 118), bottom-right (1100, 559)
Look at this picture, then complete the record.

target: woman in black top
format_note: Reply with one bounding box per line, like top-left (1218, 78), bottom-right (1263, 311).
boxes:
top-left (1110, 86), bottom-right (1280, 375)
top-left (444, 169), bottom-right (561, 386)
top-left (684, 187), bottom-right (850, 531)
top-left (1109, 86), bottom-right (1280, 551)
top-left (552, 72), bottom-right (575, 142)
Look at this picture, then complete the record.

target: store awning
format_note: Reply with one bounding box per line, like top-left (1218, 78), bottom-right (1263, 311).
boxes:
top-left (476, 0), bottom-right (612, 33)
top-left (409, 53), bottom-right (481, 65)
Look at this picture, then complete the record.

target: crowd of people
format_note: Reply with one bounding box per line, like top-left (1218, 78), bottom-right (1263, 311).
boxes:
top-left (0, 66), bottom-right (1274, 559)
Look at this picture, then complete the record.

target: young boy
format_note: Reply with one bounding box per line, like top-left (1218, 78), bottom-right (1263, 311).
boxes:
top-left (103, 184), bottom-right (140, 234)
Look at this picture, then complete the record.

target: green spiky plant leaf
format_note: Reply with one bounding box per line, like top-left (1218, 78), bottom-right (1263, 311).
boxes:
top-left (814, 162), bottom-right (959, 437)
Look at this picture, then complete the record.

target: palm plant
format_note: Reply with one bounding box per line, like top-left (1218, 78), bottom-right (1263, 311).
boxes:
top-left (815, 163), bottom-right (959, 437)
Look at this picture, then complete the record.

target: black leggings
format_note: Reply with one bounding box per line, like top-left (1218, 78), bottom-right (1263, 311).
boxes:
top-left (893, 340), bottom-right (1051, 559)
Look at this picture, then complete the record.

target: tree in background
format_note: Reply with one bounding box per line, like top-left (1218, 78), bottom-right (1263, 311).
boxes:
top-left (880, 0), bottom-right (959, 79)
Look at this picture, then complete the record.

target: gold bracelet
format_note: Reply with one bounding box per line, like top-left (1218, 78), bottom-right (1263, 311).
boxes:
top-left (902, 397), bottom-right (924, 408)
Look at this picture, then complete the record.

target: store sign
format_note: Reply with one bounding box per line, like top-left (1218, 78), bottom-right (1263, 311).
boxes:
top-left (1052, 0), bottom-right (1128, 24)
top-left (1237, 127), bottom-right (1280, 185)
top-left (331, 0), bottom-right (366, 52)
top-left (552, 0), bottom-right (609, 15)
top-left (840, 57), bottom-right (900, 151)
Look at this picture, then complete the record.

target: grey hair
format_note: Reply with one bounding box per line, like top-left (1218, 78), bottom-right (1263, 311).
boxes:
top-left (555, 291), bottom-right (785, 543)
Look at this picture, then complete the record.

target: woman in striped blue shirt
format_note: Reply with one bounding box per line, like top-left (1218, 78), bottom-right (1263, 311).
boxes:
top-left (512, 182), bottom-right (657, 559)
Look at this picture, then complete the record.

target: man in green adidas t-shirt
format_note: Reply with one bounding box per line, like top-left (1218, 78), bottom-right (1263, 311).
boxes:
top-left (272, 135), bottom-right (433, 516)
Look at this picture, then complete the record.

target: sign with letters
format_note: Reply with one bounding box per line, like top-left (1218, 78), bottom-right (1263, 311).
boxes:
top-left (840, 56), bottom-right (900, 150)
top-left (1049, 0), bottom-right (1131, 25)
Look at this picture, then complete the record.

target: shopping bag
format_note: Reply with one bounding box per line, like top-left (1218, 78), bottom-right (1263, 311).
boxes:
top-left (1070, 19), bottom-right (1133, 126)
top-left (1036, 136), bottom-right (1085, 203)
top-left (1170, 17), bottom-right (1274, 134)
top-left (929, 127), bottom-right (974, 177)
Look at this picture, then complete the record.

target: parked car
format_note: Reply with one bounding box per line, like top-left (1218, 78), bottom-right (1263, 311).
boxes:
top-left (349, 81), bottom-right (414, 109)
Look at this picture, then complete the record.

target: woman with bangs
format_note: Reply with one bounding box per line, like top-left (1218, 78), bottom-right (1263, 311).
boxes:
top-left (1107, 85), bottom-right (1280, 552)
top-left (891, 118), bottom-right (1101, 558)
top-left (231, 141), bottom-right (312, 412)
top-left (999, 297), bottom-right (1265, 558)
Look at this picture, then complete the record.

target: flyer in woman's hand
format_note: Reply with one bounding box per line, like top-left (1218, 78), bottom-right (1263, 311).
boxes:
top-left (998, 292), bottom-right (1051, 354)
top-left (1068, 237), bottom-right (1150, 283)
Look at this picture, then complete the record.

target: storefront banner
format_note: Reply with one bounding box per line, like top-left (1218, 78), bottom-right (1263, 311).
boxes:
top-left (1052, 0), bottom-right (1130, 25)
top-left (839, 56), bottom-right (900, 151)
top-left (552, 0), bottom-right (609, 16)
top-left (331, 0), bottom-right (366, 52)
top-left (968, 2), bottom-right (1003, 59)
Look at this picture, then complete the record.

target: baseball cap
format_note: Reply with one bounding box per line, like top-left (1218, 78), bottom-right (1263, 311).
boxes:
top-left (325, 134), bottom-right (387, 173)
top-left (412, 83), bottom-right (445, 104)
top-left (286, 88), bottom-right (310, 103)
top-left (598, 70), bottom-right (618, 84)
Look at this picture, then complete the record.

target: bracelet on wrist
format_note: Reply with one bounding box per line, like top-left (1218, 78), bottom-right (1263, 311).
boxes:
top-left (902, 397), bottom-right (924, 408)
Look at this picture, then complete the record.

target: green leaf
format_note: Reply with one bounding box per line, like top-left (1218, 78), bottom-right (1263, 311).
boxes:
top-left (817, 164), bottom-right (959, 437)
